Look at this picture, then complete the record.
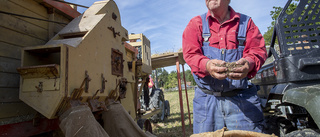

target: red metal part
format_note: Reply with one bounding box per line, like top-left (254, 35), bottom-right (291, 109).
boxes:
top-left (0, 118), bottom-right (60, 136)
top-left (43, 0), bottom-right (81, 19)
top-left (124, 42), bottom-right (139, 56)
top-left (182, 65), bottom-right (191, 128)
top-left (176, 57), bottom-right (186, 137)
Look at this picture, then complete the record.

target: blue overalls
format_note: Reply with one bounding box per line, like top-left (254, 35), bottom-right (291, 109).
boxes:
top-left (192, 13), bottom-right (264, 134)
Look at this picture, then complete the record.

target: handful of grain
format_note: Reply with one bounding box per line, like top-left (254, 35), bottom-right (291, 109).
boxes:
top-left (215, 62), bottom-right (243, 76)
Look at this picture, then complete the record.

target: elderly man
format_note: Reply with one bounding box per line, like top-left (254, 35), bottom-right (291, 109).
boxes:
top-left (182, 0), bottom-right (267, 134)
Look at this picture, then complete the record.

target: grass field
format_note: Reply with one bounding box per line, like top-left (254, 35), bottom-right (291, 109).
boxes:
top-left (152, 89), bottom-right (195, 137)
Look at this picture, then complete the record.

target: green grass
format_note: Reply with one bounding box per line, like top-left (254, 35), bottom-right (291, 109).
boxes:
top-left (152, 89), bottom-right (195, 137)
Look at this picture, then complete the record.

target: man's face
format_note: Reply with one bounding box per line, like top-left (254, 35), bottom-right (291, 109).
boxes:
top-left (205, 0), bottom-right (229, 12)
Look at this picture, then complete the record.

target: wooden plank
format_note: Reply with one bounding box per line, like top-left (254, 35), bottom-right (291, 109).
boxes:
top-left (0, 57), bottom-right (20, 73)
top-left (54, 24), bottom-right (66, 35)
top-left (17, 64), bottom-right (60, 79)
top-left (0, 0), bottom-right (48, 29)
top-left (9, 0), bottom-right (48, 18)
top-left (53, 12), bottom-right (70, 35)
top-left (0, 14), bottom-right (48, 41)
top-left (21, 78), bottom-right (60, 92)
top-left (0, 72), bottom-right (20, 88)
top-left (0, 42), bottom-right (21, 59)
top-left (0, 102), bottom-right (37, 119)
top-left (0, 88), bottom-right (20, 102)
top-left (53, 11), bottom-right (71, 24)
top-left (0, 27), bottom-right (46, 47)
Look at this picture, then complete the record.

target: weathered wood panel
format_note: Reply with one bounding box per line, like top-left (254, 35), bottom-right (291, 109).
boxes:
top-left (0, 0), bottom-right (75, 123)
top-left (9, 0), bottom-right (48, 17)
top-left (54, 11), bottom-right (71, 24)
top-left (0, 57), bottom-right (20, 73)
top-left (0, 102), bottom-right (37, 119)
top-left (0, 27), bottom-right (46, 47)
top-left (0, 14), bottom-right (48, 41)
top-left (0, 72), bottom-right (19, 88)
top-left (0, 42), bottom-right (21, 59)
top-left (0, 0), bottom-right (49, 29)
top-left (0, 88), bottom-right (20, 102)
top-left (53, 13), bottom-right (70, 35)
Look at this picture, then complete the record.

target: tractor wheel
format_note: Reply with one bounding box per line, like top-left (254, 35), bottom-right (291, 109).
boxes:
top-left (149, 88), bottom-right (165, 122)
top-left (164, 100), bottom-right (170, 117)
top-left (285, 129), bottom-right (320, 137)
top-left (137, 119), bottom-right (152, 133)
top-left (149, 89), bottom-right (164, 109)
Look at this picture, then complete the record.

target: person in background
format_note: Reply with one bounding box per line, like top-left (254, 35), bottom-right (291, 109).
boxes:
top-left (182, 0), bottom-right (267, 134)
top-left (143, 77), bottom-right (150, 110)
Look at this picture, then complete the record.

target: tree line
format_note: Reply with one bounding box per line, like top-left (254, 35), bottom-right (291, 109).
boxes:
top-left (151, 68), bottom-right (196, 89)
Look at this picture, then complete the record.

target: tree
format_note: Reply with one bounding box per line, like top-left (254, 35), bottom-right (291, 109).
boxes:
top-left (166, 71), bottom-right (177, 89)
top-left (152, 68), bottom-right (169, 88)
top-left (263, 6), bottom-right (282, 46)
top-left (183, 69), bottom-right (196, 86)
top-left (263, 1), bottom-right (298, 46)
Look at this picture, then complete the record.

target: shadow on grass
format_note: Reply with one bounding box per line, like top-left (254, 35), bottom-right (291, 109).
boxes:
top-left (152, 123), bottom-right (194, 137)
top-left (163, 112), bottom-right (193, 123)
top-left (151, 112), bottom-right (194, 137)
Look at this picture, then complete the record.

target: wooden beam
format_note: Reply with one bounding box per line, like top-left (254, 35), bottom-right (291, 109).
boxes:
top-left (0, 27), bottom-right (46, 47)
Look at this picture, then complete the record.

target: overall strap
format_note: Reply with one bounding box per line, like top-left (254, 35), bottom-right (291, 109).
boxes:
top-left (201, 13), bottom-right (250, 46)
top-left (201, 13), bottom-right (210, 44)
top-left (238, 14), bottom-right (251, 46)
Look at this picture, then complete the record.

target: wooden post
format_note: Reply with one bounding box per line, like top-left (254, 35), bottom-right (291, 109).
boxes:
top-left (48, 8), bottom-right (55, 39)
top-left (182, 64), bottom-right (191, 128)
top-left (176, 57), bottom-right (185, 137)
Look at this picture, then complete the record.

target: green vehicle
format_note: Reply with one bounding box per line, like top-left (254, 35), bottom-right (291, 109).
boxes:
top-left (251, 0), bottom-right (320, 136)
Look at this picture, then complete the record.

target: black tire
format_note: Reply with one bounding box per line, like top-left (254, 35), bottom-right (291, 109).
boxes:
top-left (137, 119), bottom-right (153, 133)
top-left (149, 88), bottom-right (165, 122)
top-left (164, 100), bottom-right (170, 117)
top-left (149, 89), bottom-right (164, 110)
top-left (285, 129), bottom-right (320, 137)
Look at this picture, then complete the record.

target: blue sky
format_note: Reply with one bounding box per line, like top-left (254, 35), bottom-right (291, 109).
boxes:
top-left (70, 0), bottom-right (288, 72)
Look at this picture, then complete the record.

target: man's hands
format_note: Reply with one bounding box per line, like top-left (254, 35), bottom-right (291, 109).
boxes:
top-left (206, 58), bottom-right (250, 80)
top-left (228, 58), bottom-right (250, 80)
top-left (206, 59), bottom-right (228, 80)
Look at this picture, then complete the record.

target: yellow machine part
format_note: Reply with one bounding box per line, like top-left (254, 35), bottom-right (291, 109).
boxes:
top-left (17, 0), bottom-right (141, 120)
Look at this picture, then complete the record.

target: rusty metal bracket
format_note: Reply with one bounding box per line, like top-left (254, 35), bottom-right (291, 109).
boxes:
top-left (111, 48), bottom-right (123, 77)
top-left (35, 82), bottom-right (43, 93)
top-left (119, 78), bottom-right (127, 99)
top-left (107, 78), bottom-right (128, 102)
top-left (108, 26), bottom-right (120, 38)
top-left (84, 70), bottom-right (91, 93)
top-left (88, 98), bottom-right (107, 112)
top-left (101, 74), bottom-right (107, 93)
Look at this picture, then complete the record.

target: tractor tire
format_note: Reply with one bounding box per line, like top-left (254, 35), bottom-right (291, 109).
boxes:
top-left (137, 119), bottom-right (152, 133)
top-left (149, 89), bottom-right (164, 110)
top-left (285, 129), bottom-right (320, 137)
top-left (149, 88), bottom-right (165, 122)
top-left (164, 100), bottom-right (170, 117)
